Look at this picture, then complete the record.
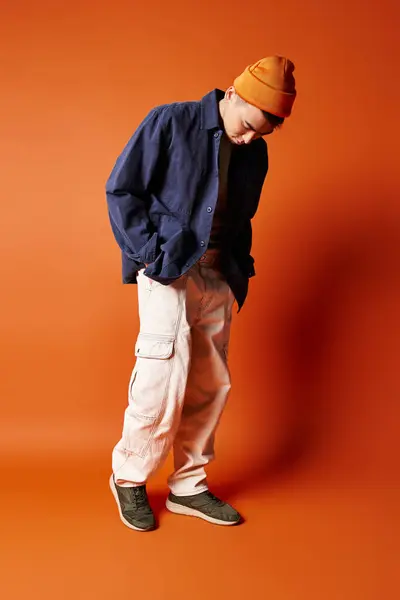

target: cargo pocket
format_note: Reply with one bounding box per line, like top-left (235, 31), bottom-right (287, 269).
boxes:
top-left (135, 333), bottom-right (175, 359)
top-left (122, 333), bottom-right (175, 458)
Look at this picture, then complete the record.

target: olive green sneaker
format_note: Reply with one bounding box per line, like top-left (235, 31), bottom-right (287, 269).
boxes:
top-left (109, 475), bottom-right (156, 531)
top-left (166, 490), bottom-right (241, 526)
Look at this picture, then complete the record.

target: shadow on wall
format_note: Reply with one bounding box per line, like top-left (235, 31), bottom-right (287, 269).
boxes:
top-left (234, 181), bottom-right (400, 493)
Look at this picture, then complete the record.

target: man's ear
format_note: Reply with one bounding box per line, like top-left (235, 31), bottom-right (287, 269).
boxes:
top-left (225, 86), bottom-right (236, 101)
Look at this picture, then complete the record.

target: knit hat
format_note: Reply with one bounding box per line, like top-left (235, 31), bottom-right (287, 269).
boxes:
top-left (234, 56), bottom-right (297, 118)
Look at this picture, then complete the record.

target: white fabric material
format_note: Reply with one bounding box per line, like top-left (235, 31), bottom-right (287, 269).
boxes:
top-left (112, 258), bottom-right (235, 496)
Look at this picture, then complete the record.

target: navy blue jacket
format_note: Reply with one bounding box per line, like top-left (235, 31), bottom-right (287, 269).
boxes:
top-left (105, 89), bottom-right (269, 311)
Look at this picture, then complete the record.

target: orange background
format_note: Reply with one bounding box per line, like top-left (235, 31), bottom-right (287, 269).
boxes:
top-left (1, 1), bottom-right (399, 598)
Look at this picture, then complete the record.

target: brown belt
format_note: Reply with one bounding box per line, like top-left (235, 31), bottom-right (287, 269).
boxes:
top-left (197, 249), bottom-right (222, 270)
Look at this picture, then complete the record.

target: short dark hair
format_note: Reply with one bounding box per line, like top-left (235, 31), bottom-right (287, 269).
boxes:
top-left (262, 111), bottom-right (285, 129)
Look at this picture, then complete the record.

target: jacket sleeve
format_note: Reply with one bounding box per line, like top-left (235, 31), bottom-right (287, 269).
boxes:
top-left (105, 107), bottom-right (166, 265)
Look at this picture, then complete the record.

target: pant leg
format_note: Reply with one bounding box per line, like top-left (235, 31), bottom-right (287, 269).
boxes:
top-left (167, 264), bottom-right (235, 496)
top-left (112, 269), bottom-right (193, 487)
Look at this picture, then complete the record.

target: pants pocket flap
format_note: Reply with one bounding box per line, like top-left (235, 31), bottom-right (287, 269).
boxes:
top-left (135, 333), bottom-right (174, 359)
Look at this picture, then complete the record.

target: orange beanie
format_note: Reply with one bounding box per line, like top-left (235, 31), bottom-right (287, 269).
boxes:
top-left (234, 56), bottom-right (297, 118)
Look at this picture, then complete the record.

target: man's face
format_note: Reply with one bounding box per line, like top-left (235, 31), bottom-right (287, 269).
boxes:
top-left (220, 87), bottom-right (275, 145)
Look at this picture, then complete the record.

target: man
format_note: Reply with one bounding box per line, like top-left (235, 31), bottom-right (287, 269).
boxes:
top-left (106, 56), bottom-right (297, 531)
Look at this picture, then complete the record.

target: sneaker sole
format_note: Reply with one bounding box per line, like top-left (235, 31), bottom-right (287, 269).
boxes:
top-left (165, 498), bottom-right (240, 526)
top-left (109, 475), bottom-right (155, 532)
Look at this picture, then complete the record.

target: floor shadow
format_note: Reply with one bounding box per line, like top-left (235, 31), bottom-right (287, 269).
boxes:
top-left (216, 189), bottom-right (400, 498)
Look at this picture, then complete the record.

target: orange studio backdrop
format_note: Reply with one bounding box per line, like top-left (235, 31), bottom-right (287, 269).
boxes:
top-left (1, 1), bottom-right (399, 599)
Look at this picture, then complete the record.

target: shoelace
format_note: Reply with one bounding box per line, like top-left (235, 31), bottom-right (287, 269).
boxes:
top-left (126, 487), bottom-right (149, 511)
top-left (204, 491), bottom-right (225, 507)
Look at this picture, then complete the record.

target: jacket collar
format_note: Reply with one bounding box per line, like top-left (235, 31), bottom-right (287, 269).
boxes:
top-left (200, 88), bottom-right (225, 130)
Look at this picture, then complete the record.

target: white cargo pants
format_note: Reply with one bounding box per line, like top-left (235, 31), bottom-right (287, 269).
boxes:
top-left (112, 251), bottom-right (235, 496)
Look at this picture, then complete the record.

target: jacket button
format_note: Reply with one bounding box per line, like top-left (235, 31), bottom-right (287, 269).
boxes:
top-left (207, 206), bottom-right (212, 213)
top-left (200, 241), bottom-right (205, 247)
top-left (214, 132), bottom-right (220, 138)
